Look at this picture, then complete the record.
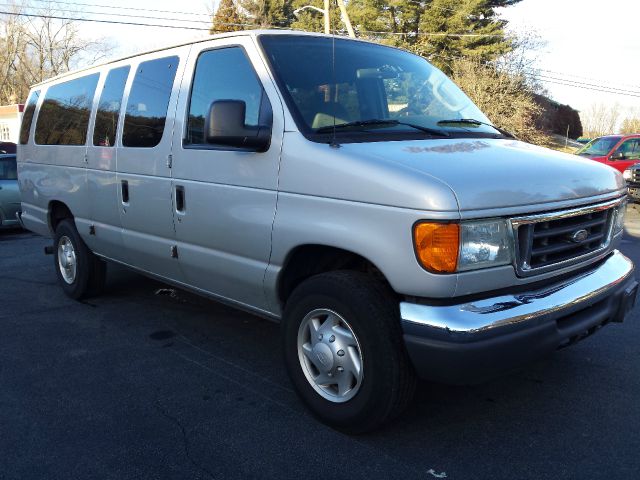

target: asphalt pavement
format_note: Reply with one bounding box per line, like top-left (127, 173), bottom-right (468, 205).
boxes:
top-left (1, 205), bottom-right (639, 480)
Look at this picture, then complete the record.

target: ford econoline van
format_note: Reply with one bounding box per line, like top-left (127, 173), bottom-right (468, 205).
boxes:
top-left (17, 30), bottom-right (637, 432)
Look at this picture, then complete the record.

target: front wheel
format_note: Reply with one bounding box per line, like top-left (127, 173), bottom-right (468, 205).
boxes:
top-left (54, 219), bottom-right (106, 299)
top-left (282, 271), bottom-right (416, 433)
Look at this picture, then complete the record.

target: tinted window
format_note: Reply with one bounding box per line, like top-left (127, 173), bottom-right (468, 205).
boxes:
top-left (616, 139), bottom-right (640, 160)
top-left (35, 74), bottom-right (100, 145)
top-left (123, 56), bottom-right (179, 148)
top-left (0, 156), bottom-right (17, 180)
top-left (93, 66), bottom-right (130, 147)
top-left (186, 48), bottom-right (263, 145)
top-left (19, 90), bottom-right (40, 144)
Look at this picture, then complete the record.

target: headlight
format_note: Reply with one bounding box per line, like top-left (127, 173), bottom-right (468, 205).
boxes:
top-left (614, 203), bottom-right (626, 233)
top-left (458, 220), bottom-right (513, 271)
top-left (413, 219), bottom-right (513, 273)
top-left (623, 169), bottom-right (632, 180)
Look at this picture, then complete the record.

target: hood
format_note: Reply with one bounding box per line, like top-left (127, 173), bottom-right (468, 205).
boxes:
top-left (579, 154), bottom-right (607, 162)
top-left (340, 138), bottom-right (625, 212)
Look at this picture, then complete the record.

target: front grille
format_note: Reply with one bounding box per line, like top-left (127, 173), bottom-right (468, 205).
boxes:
top-left (512, 200), bottom-right (618, 276)
top-left (632, 169), bottom-right (640, 184)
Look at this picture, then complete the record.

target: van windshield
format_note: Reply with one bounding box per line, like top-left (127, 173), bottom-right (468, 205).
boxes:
top-left (259, 35), bottom-right (502, 141)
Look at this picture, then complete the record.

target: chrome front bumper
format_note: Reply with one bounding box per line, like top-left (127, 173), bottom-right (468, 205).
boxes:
top-left (400, 251), bottom-right (637, 383)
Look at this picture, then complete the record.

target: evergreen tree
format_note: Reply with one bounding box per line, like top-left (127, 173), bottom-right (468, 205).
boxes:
top-left (415, 0), bottom-right (520, 72)
top-left (347, 0), bottom-right (522, 73)
top-left (210, 0), bottom-right (245, 33)
top-left (239, 0), bottom-right (295, 28)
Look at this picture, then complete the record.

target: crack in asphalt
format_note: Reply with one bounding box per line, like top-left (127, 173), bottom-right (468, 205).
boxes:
top-left (155, 400), bottom-right (217, 480)
top-left (177, 335), bottom-right (294, 395)
top-left (169, 348), bottom-right (293, 411)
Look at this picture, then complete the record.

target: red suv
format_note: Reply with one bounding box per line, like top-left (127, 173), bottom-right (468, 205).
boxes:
top-left (575, 134), bottom-right (640, 172)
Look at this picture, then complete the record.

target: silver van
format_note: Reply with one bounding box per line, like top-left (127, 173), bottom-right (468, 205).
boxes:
top-left (18, 30), bottom-right (637, 432)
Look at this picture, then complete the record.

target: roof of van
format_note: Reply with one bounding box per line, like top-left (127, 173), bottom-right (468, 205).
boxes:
top-left (30, 29), bottom-right (373, 88)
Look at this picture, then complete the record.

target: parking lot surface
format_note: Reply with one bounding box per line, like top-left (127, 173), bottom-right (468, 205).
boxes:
top-left (1, 205), bottom-right (640, 480)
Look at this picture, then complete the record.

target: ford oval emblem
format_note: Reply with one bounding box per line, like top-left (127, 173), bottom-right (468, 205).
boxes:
top-left (316, 351), bottom-right (329, 367)
top-left (570, 229), bottom-right (589, 243)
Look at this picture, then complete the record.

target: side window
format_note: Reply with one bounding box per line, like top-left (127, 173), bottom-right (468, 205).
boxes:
top-left (19, 90), bottom-right (40, 144)
top-left (93, 66), bottom-right (130, 147)
top-left (0, 156), bottom-right (17, 180)
top-left (616, 139), bottom-right (640, 160)
top-left (122, 56), bottom-right (179, 148)
top-left (35, 75), bottom-right (100, 145)
top-left (186, 47), bottom-right (264, 145)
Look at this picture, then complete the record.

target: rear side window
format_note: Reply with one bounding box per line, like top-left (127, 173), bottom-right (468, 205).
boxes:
top-left (35, 75), bottom-right (100, 145)
top-left (122, 56), bottom-right (179, 148)
top-left (19, 90), bottom-right (40, 144)
top-left (186, 47), bottom-right (263, 145)
top-left (93, 66), bottom-right (130, 147)
top-left (0, 156), bottom-right (17, 180)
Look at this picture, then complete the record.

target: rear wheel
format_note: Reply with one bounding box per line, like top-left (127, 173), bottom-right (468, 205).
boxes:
top-left (54, 219), bottom-right (106, 299)
top-left (282, 271), bottom-right (416, 433)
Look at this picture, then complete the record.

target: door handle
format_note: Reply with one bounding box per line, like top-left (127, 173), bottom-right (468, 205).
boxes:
top-left (121, 180), bottom-right (129, 204)
top-left (175, 185), bottom-right (185, 213)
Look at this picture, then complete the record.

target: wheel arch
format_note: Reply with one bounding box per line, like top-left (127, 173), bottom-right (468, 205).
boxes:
top-left (277, 244), bottom-right (395, 307)
top-left (48, 200), bottom-right (74, 234)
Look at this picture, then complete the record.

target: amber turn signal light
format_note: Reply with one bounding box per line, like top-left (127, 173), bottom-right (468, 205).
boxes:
top-left (413, 222), bottom-right (459, 273)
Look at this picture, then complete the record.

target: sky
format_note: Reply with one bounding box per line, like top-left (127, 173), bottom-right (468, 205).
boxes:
top-left (69, 0), bottom-right (640, 120)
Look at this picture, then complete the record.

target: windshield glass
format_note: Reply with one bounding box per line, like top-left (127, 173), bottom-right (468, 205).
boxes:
top-left (259, 35), bottom-right (500, 140)
top-left (576, 136), bottom-right (621, 156)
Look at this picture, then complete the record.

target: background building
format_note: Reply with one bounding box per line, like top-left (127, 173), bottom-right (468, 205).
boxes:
top-left (0, 104), bottom-right (24, 144)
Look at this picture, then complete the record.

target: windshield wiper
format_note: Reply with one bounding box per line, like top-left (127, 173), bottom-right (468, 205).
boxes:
top-left (437, 118), bottom-right (516, 139)
top-left (316, 119), bottom-right (449, 137)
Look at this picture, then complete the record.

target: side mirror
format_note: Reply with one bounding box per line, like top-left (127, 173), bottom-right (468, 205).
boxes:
top-left (204, 100), bottom-right (271, 152)
top-left (611, 151), bottom-right (626, 160)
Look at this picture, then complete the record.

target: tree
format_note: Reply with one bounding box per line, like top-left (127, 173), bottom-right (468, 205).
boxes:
top-left (414, 0), bottom-right (520, 73)
top-left (621, 116), bottom-right (640, 134)
top-left (210, 0), bottom-right (245, 33)
top-left (449, 57), bottom-right (547, 144)
top-left (0, 1), bottom-right (112, 104)
top-left (534, 95), bottom-right (583, 140)
top-left (239, 0), bottom-right (294, 28)
top-left (581, 103), bottom-right (621, 138)
top-left (347, 0), bottom-right (522, 73)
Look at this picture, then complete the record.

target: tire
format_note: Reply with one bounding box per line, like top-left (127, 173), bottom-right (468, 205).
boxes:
top-left (53, 219), bottom-right (106, 300)
top-left (282, 271), bottom-right (416, 433)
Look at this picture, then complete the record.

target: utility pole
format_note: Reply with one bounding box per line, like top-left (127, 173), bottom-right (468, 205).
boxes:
top-left (335, 0), bottom-right (355, 37)
top-left (323, 0), bottom-right (330, 34)
top-left (293, 0), bottom-right (355, 38)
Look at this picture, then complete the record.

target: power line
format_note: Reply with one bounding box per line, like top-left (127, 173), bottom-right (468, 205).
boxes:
top-left (529, 73), bottom-right (640, 96)
top-left (4, 9), bottom-right (640, 100)
top-left (430, 51), bottom-right (640, 99)
top-left (30, 0), bottom-right (212, 18)
top-left (0, 9), bottom-right (212, 30)
top-left (1, 9), bottom-right (518, 38)
top-left (0, 3), bottom-right (212, 25)
top-left (533, 67), bottom-right (640, 91)
top-left (360, 29), bottom-right (504, 38)
top-left (529, 75), bottom-right (640, 99)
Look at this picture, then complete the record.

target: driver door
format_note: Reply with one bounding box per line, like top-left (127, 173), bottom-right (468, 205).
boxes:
top-left (169, 38), bottom-right (284, 312)
top-left (609, 138), bottom-right (640, 172)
